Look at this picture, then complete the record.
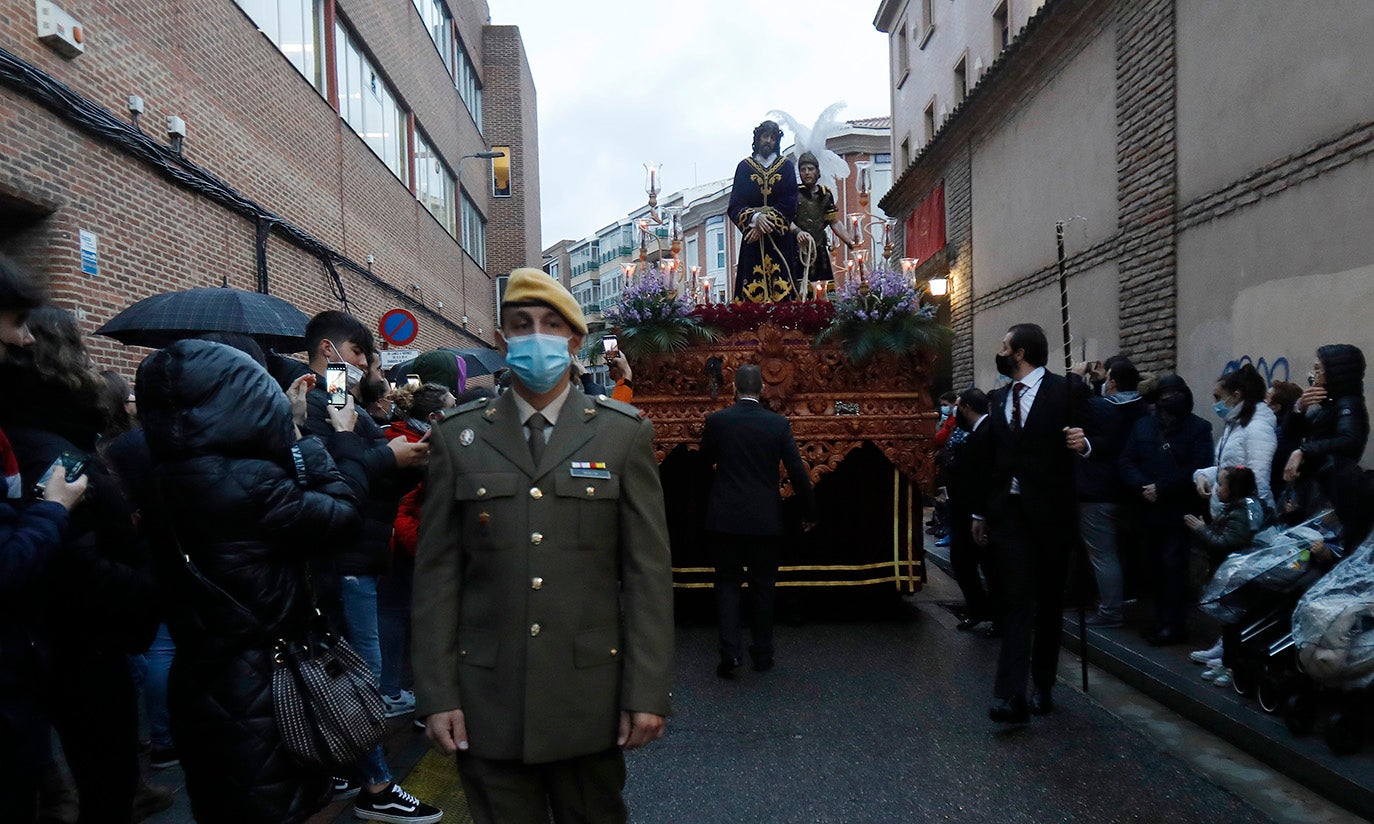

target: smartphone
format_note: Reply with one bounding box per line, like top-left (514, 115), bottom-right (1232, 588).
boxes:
top-left (405, 374), bottom-right (422, 390)
top-left (34, 452), bottom-right (87, 496)
top-left (326, 363), bottom-right (349, 408)
top-left (602, 335), bottom-right (618, 355)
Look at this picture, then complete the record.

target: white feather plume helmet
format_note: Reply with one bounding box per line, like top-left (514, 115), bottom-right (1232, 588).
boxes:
top-left (767, 101), bottom-right (852, 191)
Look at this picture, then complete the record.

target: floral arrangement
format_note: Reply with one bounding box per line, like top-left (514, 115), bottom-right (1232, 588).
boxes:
top-left (691, 299), bottom-right (835, 335)
top-left (814, 267), bottom-right (948, 361)
top-left (601, 266), bottom-right (718, 355)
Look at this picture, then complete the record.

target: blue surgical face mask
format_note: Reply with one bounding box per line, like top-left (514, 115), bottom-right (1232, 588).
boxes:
top-left (504, 332), bottom-right (572, 394)
top-left (940, 405), bottom-right (953, 418)
top-left (1213, 400), bottom-right (1233, 420)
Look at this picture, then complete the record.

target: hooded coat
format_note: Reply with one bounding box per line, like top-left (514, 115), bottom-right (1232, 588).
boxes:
top-left (1119, 375), bottom-right (1214, 522)
top-left (138, 341), bottom-right (360, 824)
top-left (1283, 344), bottom-right (1369, 482)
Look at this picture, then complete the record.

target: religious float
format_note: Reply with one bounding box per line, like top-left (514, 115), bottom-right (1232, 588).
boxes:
top-left (602, 147), bottom-right (948, 607)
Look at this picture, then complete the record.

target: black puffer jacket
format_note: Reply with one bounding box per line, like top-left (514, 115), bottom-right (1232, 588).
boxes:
top-left (1284, 344), bottom-right (1369, 480)
top-left (138, 341), bottom-right (361, 824)
top-left (268, 355), bottom-right (400, 577)
top-left (0, 366), bottom-right (158, 664)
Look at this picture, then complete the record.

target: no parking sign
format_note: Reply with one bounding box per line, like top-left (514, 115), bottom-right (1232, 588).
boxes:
top-left (379, 308), bottom-right (418, 347)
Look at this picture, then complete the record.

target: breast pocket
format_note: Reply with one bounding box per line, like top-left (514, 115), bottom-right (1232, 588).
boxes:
top-left (454, 473), bottom-right (521, 550)
top-left (554, 473), bottom-right (621, 550)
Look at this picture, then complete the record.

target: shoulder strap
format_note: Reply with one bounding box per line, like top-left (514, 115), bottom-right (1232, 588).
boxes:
top-left (154, 476), bottom-right (325, 640)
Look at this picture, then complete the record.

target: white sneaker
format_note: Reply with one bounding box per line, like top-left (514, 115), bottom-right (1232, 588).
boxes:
top-left (1212, 668), bottom-right (1233, 688)
top-left (382, 690), bottom-right (416, 718)
top-left (1190, 638), bottom-right (1224, 663)
top-left (1201, 664), bottom-right (1225, 681)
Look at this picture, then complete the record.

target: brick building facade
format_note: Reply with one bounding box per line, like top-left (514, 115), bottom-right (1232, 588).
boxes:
top-left (876, 0), bottom-right (1374, 412)
top-left (0, 0), bottom-right (539, 373)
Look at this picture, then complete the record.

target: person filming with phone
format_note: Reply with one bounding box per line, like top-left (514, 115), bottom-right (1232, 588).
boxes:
top-left (0, 257), bottom-right (91, 824)
top-left (269, 311), bottom-right (442, 819)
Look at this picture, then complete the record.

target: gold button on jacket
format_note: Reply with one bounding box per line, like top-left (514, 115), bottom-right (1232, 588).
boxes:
top-left (412, 387), bottom-right (674, 765)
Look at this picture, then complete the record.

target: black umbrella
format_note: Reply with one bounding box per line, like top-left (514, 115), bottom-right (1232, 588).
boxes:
top-left (444, 347), bottom-right (506, 378)
top-left (95, 287), bottom-right (311, 352)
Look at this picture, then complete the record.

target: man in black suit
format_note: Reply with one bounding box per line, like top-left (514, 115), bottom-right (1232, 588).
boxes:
top-left (701, 365), bottom-right (815, 678)
top-left (970, 324), bottom-right (1093, 723)
top-left (946, 388), bottom-right (1001, 634)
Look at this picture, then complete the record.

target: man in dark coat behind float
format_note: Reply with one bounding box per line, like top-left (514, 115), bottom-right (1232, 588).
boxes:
top-left (728, 120), bottom-right (802, 303)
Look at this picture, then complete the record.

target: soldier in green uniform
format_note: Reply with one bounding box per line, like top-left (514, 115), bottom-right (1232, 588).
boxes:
top-left (413, 268), bottom-right (674, 824)
top-left (793, 151), bottom-right (855, 284)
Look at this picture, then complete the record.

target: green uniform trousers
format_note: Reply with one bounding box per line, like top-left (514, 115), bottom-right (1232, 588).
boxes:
top-left (456, 747), bottom-right (627, 824)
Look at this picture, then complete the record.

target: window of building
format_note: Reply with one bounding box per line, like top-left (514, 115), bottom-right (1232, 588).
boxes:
top-left (235, 0), bottom-right (324, 91)
top-left (684, 234), bottom-right (699, 271)
top-left (461, 192), bottom-right (487, 269)
top-left (455, 36), bottom-right (483, 130)
top-left (414, 129), bottom-right (456, 237)
top-left (901, 137), bottom-right (911, 168)
top-left (546, 259), bottom-right (560, 282)
top-left (896, 21), bottom-right (910, 82)
top-left (871, 153), bottom-right (894, 218)
top-left (336, 21), bottom-right (408, 184)
top-left (923, 100), bottom-right (936, 144)
top-left (920, 0), bottom-right (935, 46)
top-left (411, 0), bottom-right (454, 75)
top-left (953, 54), bottom-right (968, 105)
top-left (994, 1), bottom-right (1011, 51)
top-left (706, 217), bottom-right (727, 273)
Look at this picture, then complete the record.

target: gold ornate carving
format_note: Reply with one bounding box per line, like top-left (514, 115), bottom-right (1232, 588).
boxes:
top-left (632, 322), bottom-right (937, 490)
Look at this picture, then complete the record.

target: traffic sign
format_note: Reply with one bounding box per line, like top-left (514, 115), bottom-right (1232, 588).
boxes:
top-left (379, 308), bottom-right (418, 346)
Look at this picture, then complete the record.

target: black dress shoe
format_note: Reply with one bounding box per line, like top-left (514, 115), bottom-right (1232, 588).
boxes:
top-left (988, 697), bottom-right (1029, 724)
top-left (1145, 628), bottom-right (1188, 647)
top-left (1028, 687), bottom-right (1054, 715)
top-left (716, 657), bottom-right (741, 679)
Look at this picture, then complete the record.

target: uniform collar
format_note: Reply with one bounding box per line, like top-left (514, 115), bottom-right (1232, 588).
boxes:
top-left (512, 383), bottom-right (573, 427)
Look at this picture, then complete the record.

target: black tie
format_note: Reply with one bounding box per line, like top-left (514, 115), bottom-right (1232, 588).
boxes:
top-left (527, 412), bottom-right (549, 465)
top-left (1011, 382), bottom-right (1026, 433)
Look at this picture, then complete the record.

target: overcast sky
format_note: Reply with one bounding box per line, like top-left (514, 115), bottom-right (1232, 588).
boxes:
top-left (487, 1), bottom-right (894, 246)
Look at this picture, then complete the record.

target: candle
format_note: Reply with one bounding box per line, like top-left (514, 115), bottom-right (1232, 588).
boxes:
top-left (670, 211), bottom-right (682, 241)
top-left (622, 262), bottom-right (636, 282)
top-left (900, 257), bottom-right (917, 274)
top-left (643, 162), bottom-right (660, 196)
top-left (855, 161), bottom-right (871, 195)
top-left (847, 213), bottom-right (863, 247)
top-left (882, 219), bottom-right (894, 248)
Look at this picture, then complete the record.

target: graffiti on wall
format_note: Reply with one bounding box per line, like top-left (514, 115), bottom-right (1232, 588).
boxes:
top-left (1222, 355), bottom-right (1290, 385)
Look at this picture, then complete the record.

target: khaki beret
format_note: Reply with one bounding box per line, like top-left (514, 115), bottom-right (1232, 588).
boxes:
top-left (501, 267), bottom-right (587, 336)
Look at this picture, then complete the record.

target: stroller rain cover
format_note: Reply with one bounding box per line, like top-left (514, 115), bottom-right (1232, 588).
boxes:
top-left (1292, 538), bottom-right (1374, 689)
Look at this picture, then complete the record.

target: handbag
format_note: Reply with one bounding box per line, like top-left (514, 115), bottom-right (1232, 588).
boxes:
top-left (164, 513), bottom-right (387, 768)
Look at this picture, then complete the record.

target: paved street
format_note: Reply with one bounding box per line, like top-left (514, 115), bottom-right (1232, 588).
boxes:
top-left (139, 564), bottom-right (1367, 824)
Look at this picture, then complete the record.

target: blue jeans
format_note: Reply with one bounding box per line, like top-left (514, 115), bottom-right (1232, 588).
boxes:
top-left (378, 556), bottom-right (414, 697)
top-left (145, 624), bottom-right (175, 749)
top-left (341, 575), bottom-right (391, 786)
top-left (1080, 503), bottom-right (1124, 621)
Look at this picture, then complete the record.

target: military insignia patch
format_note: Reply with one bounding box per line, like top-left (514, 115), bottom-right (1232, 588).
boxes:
top-left (459, 428), bottom-right (475, 446)
top-left (570, 461), bottom-right (612, 479)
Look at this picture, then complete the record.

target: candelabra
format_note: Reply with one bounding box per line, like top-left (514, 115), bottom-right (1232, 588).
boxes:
top-left (635, 162), bottom-right (715, 303)
top-left (842, 160), bottom-right (897, 292)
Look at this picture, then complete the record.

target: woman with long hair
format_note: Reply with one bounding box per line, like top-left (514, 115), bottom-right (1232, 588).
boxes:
top-left (1193, 363), bottom-right (1277, 518)
top-left (0, 305), bottom-right (157, 823)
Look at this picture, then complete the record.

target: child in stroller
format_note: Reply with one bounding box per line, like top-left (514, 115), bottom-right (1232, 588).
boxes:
top-left (1184, 466), bottom-right (1263, 684)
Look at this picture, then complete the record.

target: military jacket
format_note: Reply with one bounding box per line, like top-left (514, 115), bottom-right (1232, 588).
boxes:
top-left (413, 386), bottom-right (674, 764)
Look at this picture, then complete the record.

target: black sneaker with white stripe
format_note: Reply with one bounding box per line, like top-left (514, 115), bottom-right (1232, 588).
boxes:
top-left (353, 782), bottom-right (442, 823)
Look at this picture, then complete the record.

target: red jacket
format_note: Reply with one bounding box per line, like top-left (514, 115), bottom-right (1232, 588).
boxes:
top-left (386, 421), bottom-right (425, 557)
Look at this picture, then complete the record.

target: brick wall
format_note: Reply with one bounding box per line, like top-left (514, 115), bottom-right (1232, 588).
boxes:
top-left (482, 25), bottom-right (540, 281)
top-left (0, 0), bottom-right (528, 376)
top-left (1112, 0), bottom-right (1178, 374)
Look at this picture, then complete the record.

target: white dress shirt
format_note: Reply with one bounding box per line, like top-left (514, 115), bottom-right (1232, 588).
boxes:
top-left (512, 383), bottom-right (573, 445)
top-left (1005, 367), bottom-right (1046, 495)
